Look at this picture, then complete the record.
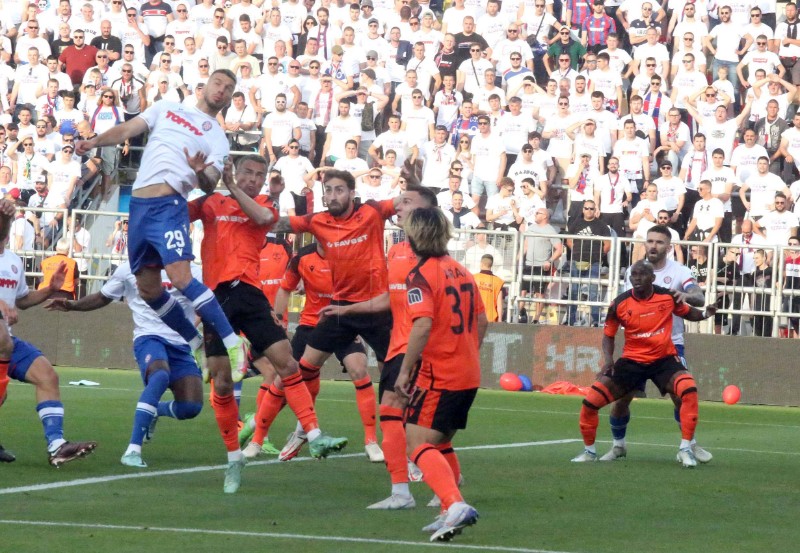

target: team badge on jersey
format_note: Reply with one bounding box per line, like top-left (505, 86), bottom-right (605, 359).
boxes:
top-left (407, 288), bottom-right (422, 305)
top-left (202, 121), bottom-right (213, 131)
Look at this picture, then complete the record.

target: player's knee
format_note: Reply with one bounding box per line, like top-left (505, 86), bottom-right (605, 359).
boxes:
top-left (0, 334), bottom-right (12, 359)
top-left (583, 382), bottom-right (614, 411)
top-left (164, 262), bottom-right (193, 290)
top-left (673, 373), bottom-right (697, 399)
top-left (172, 401), bottom-right (202, 420)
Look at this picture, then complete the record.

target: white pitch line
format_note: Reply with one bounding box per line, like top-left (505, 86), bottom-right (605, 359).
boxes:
top-left (0, 439), bottom-right (581, 496)
top-left (0, 520), bottom-right (577, 553)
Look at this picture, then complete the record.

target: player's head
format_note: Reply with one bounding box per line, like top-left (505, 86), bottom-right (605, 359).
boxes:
top-left (405, 207), bottom-right (452, 258)
top-left (234, 154), bottom-right (268, 197)
top-left (203, 69), bottom-right (237, 111)
top-left (645, 224), bottom-right (672, 264)
top-left (396, 181), bottom-right (437, 226)
top-left (322, 169), bottom-right (356, 216)
top-left (629, 260), bottom-right (655, 295)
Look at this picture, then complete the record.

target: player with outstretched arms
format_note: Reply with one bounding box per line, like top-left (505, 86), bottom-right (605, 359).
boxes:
top-left (395, 207), bottom-right (488, 542)
top-left (47, 263), bottom-right (205, 469)
top-left (74, 69), bottom-right (247, 375)
top-left (0, 200), bottom-right (96, 467)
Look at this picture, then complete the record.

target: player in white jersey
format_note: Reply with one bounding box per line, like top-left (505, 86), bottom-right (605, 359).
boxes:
top-left (47, 262), bottom-right (205, 469)
top-left (74, 69), bottom-right (245, 376)
top-left (600, 225), bottom-right (713, 465)
top-left (0, 203), bottom-right (97, 467)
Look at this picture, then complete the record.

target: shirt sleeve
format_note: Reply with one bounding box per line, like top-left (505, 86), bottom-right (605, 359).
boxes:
top-left (288, 213), bottom-right (314, 233)
top-left (100, 266), bottom-right (126, 300)
top-left (406, 267), bottom-right (435, 321)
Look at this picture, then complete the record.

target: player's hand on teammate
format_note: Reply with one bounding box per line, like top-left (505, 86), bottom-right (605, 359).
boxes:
top-left (184, 148), bottom-right (214, 174)
top-left (318, 304), bottom-right (347, 319)
top-left (668, 289), bottom-right (690, 305)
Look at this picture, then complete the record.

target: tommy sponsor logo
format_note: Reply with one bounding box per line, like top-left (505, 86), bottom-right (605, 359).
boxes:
top-left (165, 110), bottom-right (203, 136)
top-left (407, 287), bottom-right (423, 305)
top-left (327, 234), bottom-right (368, 248)
top-left (0, 278), bottom-right (17, 289)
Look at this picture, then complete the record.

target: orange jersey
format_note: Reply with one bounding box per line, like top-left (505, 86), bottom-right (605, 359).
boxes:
top-left (281, 243), bottom-right (333, 327)
top-left (604, 285), bottom-right (691, 364)
top-left (289, 199), bottom-right (396, 302)
top-left (406, 255), bottom-right (485, 391)
top-left (259, 237), bottom-right (292, 316)
top-left (188, 193), bottom-right (278, 290)
top-left (386, 240), bottom-right (419, 360)
top-left (473, 270), bottom-right (504, 322)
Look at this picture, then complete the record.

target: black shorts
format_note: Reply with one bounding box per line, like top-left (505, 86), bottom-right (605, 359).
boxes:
top-left (604, 355), bottom-right (684, 397)
top-left (291, 324), bottom-right (366, 367)
top-left (406, 387), bottom-right (478, 434)
top-left (379, 354), bottom-right (404, 400)
top-left (204, 281), bottom-right (287, 358)
top-left (522, 265), bottom-right (549, 294)
top-left (307, 301), bottom-right (392, 362)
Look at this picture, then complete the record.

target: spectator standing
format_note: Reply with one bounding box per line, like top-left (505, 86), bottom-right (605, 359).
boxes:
top-left (58, 29), bottom-right (99, 87)
top-left (565, 199), bottom-right (611, 326)
top-left (39, 238), bottom-right (79, 300)
top-left (522, 207), bottom-right (562, 323)
top-left (474, 254), bottom-right (505, 322)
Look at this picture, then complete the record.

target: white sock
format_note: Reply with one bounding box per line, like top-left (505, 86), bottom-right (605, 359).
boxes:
top-left (125, 444), bottom-right (142, 456)
top-left (612, 439), bottom-right (626, 447)
top-left (680, 439), bottom-right (691, 450)
top-left (228, 450), bottom-right (243, 462)
top-left (48, 438), bottom-right (66, 453)
top-left (307, 428), bottom-right (322, 441)
top-left (585, 445), bottom-right (596, 454)
top-left (392, 483), bottom-right (410, 496)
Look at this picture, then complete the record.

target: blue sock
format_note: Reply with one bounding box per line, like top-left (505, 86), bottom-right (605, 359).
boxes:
top-left (234, 380), bottom-right (242, 408)
top-left (609, 414), bottom-right (630, 441)
top-left (130, 370), bottom-right (170, 446)
top-left (180, 278), bottom-right (238, 348)
top-left (157, 400), bottom-right (202, 420)
top-left (37, 400), bottom-right (65, 450)
top-left (146, 290), bottom-right (202, 348)
top-left (674, 407), bottom-right (681, 427)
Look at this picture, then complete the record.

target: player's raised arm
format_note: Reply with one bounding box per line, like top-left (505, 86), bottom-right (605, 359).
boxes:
top-left (75, 116), bottom-right (148, 155)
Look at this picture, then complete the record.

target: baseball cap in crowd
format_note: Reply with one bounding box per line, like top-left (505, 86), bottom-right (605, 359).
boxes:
top-left (8, 188), bottom-right (20, 200)
top-left (159, 76), bottom-right (169, 83)
top-left (361, 0), bottom-right (374, 7)
top-left (580, 153), bottom-right (592, 158)
top-left (366, 49), bottom-right (378, 59)
top-left (367, 17), bottom-right (378, 25)
top-left (361, 68), bottom-right (376, 80)
top-left (332, 45), bottom-right (344, 55)
top-left (35, 174), bottom-right (47, 183)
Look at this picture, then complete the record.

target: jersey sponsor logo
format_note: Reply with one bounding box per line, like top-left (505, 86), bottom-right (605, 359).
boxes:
top-left (261, 278), bottom-right (282, 286)
top-left (407, 287), bottom-right (423, 305)
top-left (165, 110), bottom-right (203, 136)
top-left (389, 283), bottom-right (407, 291)
top-left (0, 277), bottom-right (16, 288)
top-left (327, 234), bottom-right (368, 248)
top-left (216, 215), bottom-right (250, 223)
top-left (633, 327), bottom-right (665, 339)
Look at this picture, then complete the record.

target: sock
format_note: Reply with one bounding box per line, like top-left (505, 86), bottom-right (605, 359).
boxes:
top-left (580, 382), bottom-right (613, 447)
top-left (256, 384), bottom-right (269, 410)
top-left (674, 407), bottom-right (681, 426)
top-left (37, 400), bottom-right (65, 452)
top-left (392, 483), bottom-right (410, 496)
top-left (412, 443), bottom-right (462, 511)
top-left (211, 391), bottom-right (241, 453)
top-left (437, 442), bottom-right (460, 483)
top-left (299, 359), bottom-right (321, 402)
top-left (158, 400), bottom-right (202, 419)
top-left (609, 414), bottom-right (630, 445)
top-left (124, 444), bottom-right (142, 455)
top-left (282, 372), bottom-right (319, 434)
top-left (146, 290), bottom-right (202, 346)
top-left (253, 384), bottom-right (286, 445)
top-left (234, 380), bottom-right (242, 408)
top-left (674, 374), bottom-right (698, 441)
top-left (380, 405), bottom-right (408, 485)
top-left (179, 278), bottom-right (237, 348)
top-left (353, 376), bottom-right (377, 444)
top-left (129, 370), bottom-right (169, 447)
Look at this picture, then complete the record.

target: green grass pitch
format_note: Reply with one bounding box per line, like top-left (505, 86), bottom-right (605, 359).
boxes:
top-left (1, 367), bottom-right (798, 553)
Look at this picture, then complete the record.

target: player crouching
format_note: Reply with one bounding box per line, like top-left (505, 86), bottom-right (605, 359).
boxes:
top-left (572, 260), bottom-right (716, 468)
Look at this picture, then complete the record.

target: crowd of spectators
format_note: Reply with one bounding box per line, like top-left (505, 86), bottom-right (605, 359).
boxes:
top-left (1, 0), bottom-right (800, 333)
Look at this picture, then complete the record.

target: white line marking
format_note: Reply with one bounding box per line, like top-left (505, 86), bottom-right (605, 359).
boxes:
top-left (0, 440), bottom-right (580, 496)
top-left (0, 520), bottom-right (576, 553)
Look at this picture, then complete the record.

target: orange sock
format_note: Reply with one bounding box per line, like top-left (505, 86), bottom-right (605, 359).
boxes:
top-left (674, 374), bottom-right (699, 440)
top-left (256, 384), bottom-right (269, 410)
top-left (299, 359), bottom-right (321, 402)
top-left (579, 381), bottom-right (614, 446)
top-left (253, 384), bottom-right (286, 445)
top-left (380, 405), bottom-right (407, 484)
top-left (282, 372), bottom-right (319, 433)
top-left (412, 444), bottom-right (462, 511)
top-left (353, 376), bottom-right (377, 443)
top-left (211, 392), bottom-right (240, 452)
top-left (437, 442), bottom-right (460, 483)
